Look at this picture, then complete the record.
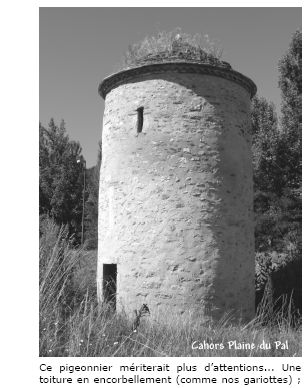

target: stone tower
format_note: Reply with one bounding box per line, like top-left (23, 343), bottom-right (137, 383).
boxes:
top-left (97, 53), bottom-right (257, 322)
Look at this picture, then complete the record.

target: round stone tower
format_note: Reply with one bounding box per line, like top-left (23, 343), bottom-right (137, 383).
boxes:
top-left (97, 54), bottom-right (257, 322)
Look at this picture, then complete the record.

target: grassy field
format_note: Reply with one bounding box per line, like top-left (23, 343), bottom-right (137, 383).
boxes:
top-left (39, 219), bottom-right (301, 357)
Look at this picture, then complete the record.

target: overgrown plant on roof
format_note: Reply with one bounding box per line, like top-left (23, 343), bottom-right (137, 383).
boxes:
top-left (121, 28), bottom-right (224, 69)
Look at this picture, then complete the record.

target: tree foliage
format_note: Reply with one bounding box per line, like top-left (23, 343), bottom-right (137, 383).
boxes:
top-left (252, 30), bottom-right (301, 255)
top-left (252, 96), bottom-right (278, 193)
top-left (251, 96), bottom-right (281, 251)
top-left (277, 30), bottom-right (302, 253)
top-left (253, 31), bottom-right (301, 312)
top-left (39, 119), bottom-right (85, 240)
top-left (84, 141), bottom-right (101, 249)
top-left (279, 30), bottom-right (302, 142)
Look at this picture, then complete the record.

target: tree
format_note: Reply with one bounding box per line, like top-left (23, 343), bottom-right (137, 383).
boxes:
top-left (251, 95), bottom-right (282, 251)
top-left (252, 32), bottom-right (302, 313)
top-left (39, 122), bottom-right (52, 214)
top-left (251, 96), bottom-right (278, 192)
top-left (39, 119), bottom-right (85, 240)
top-left (279, 30), bottom-right (302, 146)
top-left (276, 30), bottom-right (302, 254)
top-left (252, 30), bottom-right (301, 255)
top-left (84, 141), bottom-right (101, 249)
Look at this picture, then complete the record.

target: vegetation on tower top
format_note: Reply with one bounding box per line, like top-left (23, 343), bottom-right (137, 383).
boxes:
top-left (121, 28), bottom-right (230, 70)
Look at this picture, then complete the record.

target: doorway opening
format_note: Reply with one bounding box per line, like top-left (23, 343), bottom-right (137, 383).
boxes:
top-left (103, 264), bottom-right (117, 310)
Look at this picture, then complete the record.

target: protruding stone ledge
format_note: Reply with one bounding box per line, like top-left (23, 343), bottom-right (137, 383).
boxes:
top-left (98, 62), bottom-right (257, 100)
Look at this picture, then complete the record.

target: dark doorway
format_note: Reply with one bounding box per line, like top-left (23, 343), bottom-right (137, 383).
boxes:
top-left (103, 264), bottom-right (117, 310)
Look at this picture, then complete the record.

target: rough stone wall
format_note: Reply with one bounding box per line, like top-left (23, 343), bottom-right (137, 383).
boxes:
top-left (97, 71), bottom-right (255, 322)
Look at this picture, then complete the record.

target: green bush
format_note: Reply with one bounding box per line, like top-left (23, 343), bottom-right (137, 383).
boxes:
top-left (255, 250), bottom-right (301, 319)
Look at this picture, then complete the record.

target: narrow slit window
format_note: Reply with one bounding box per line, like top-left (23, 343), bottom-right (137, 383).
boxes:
top-left (103, 264), bottom-right (117, 310)
top-left (136, 106), bottom-right (144, 134)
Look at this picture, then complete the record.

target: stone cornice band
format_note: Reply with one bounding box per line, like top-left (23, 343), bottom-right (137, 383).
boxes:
top-left (98, 62), bottom-right (257, 100)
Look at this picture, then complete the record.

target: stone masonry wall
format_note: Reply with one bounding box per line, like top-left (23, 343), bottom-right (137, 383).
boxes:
top-left (97, 71), bottom-right (255, 322)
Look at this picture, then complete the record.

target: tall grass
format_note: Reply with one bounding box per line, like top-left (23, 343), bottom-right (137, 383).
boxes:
top-left (39, 218), bottom-right (301, 357)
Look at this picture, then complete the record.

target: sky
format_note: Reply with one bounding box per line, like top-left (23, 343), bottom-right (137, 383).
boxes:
top-left (39, 7), bottom-right (301, 167)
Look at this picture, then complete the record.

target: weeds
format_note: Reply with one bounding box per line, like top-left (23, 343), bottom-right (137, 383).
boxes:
top-left (121, 28), bottom-right (223, 69)
top-left (132, 304), bottom-right (150, 332)
top-left (39, 218), bottom-right (301, 357)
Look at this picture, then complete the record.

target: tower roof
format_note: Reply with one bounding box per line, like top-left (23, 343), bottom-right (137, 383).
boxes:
top-left (98, 60), bottom-right (257, 100)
